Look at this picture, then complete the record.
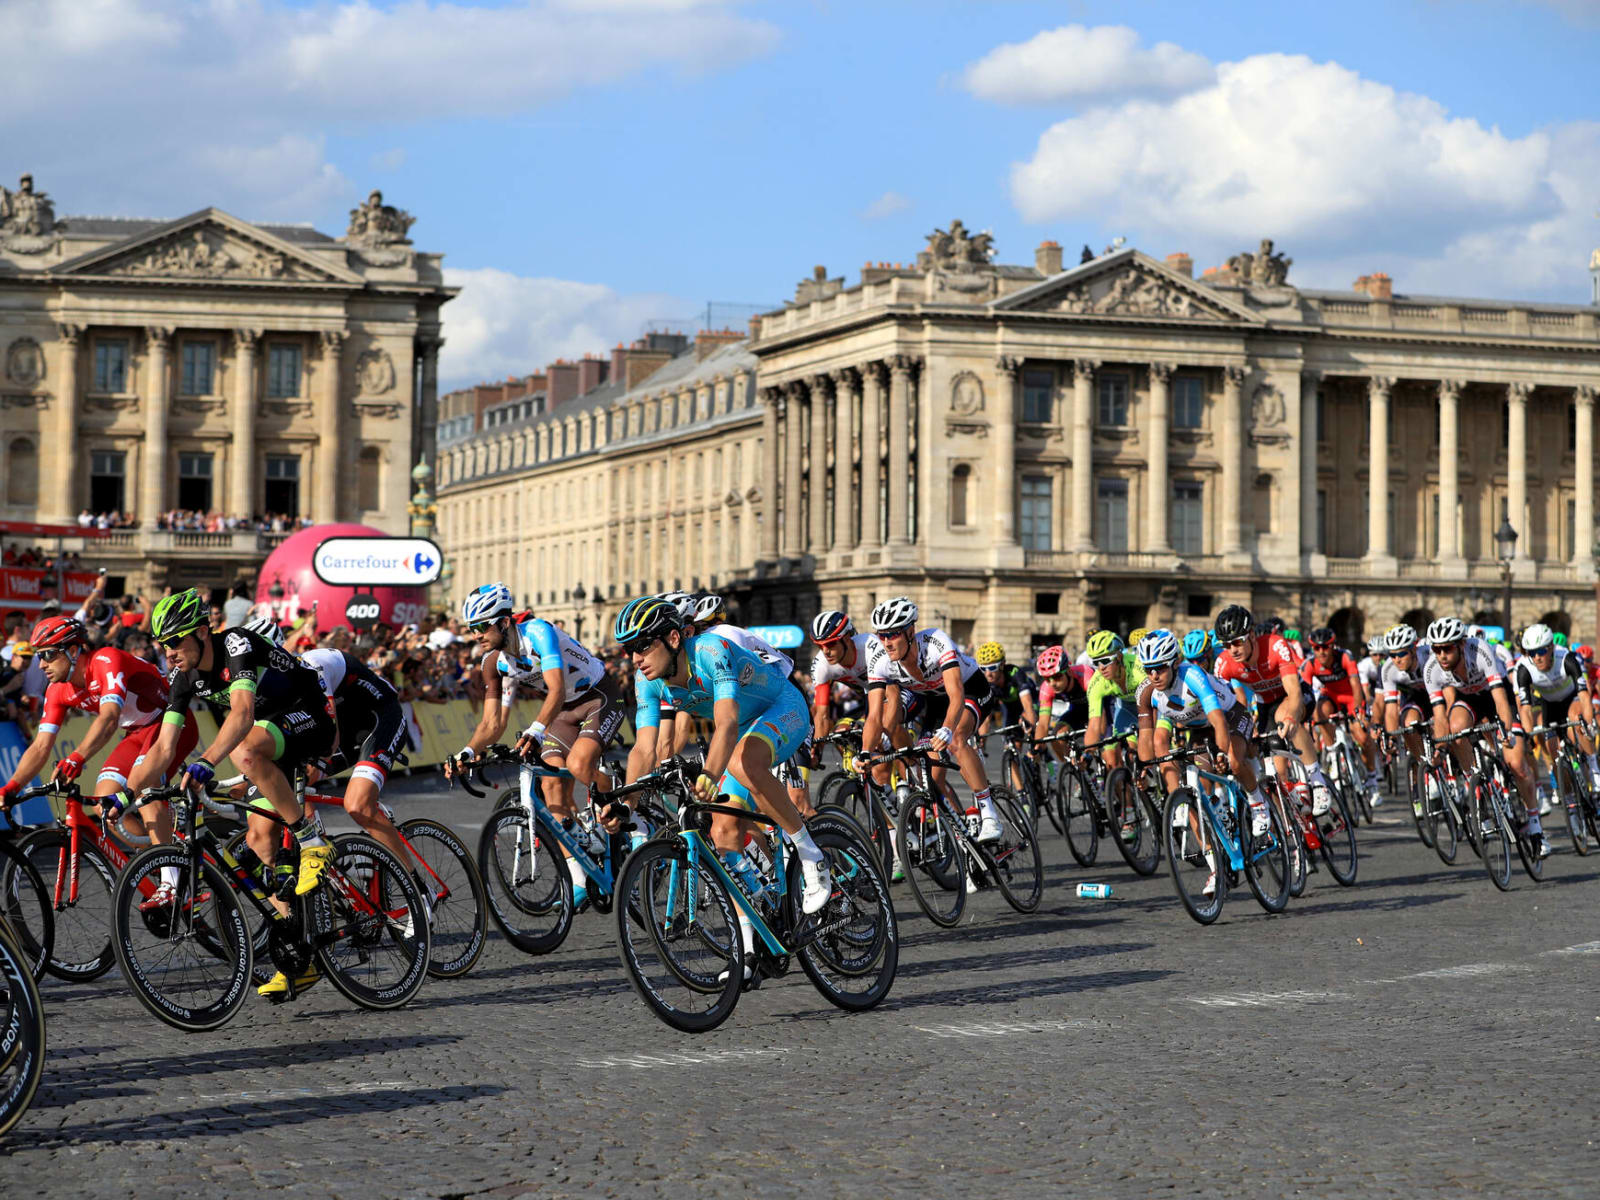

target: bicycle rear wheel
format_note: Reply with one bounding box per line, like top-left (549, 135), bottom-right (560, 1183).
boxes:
top-left (20, 828), bottom-right (118, 981)
top-left (1241, 792), bottom-right (1291, 914)
top-left (1408, 760), bottom-right (1436, 849)
top-left (796, 818), bottom-right (898, 1011)
top-left (1317, 783), bottom-right (1359, 887)
top-left (1163, 789), bottom-right (1224, 925)
top-left (400, 817), bottom-right (489, 978)
top-left (1555, 757), bottom-right (1590, 857)
top-left (1471, 777), bottom-right (1514, 891)
top-left (819, 778), bottom-right (890, 873)
top-left (1344, 743), bottom-right (1373, 825)
top-left (1266, 785), bottom-right (1307, 898)
top-left (985, 788), bottom-right (1043, 913)
top-left (0, 916), bottom-right (45, 1137)
top-left (896, 791), bottom-right (967, 927)
top-left (313, 835), bottom-right (431, 1010)
top-left (477, 806), bottom-right (573, 955)
top-left (1058, 768), bottom-right (1099, 866)
top-left (1423, 767), bottom-right (1460, 864)
top-left (1104, 767), bottom-right (1160, 876)
top-left (0, 842), bottom-right (53, 982)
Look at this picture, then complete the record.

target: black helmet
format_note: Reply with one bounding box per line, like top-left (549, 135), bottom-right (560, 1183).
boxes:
top-left (1214, 604), bottom-right (1254, 642)
top-left (1308, 626), bottom-right (1337, 648)
top-left (1264, 615), bottom-right (1286, 635)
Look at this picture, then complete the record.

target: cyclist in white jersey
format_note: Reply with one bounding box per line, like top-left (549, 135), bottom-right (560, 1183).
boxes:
top-left (808, 611), bottom-right (873, 742)
top-left (1380, 624), bottom-right (1434, 766)
top-left (1509, 623), bottom-right (1600, 793)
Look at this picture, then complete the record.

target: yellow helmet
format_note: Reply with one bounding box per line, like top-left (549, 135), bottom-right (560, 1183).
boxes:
top-left (1128, 627), bottom-right (1151, 647)
top-left (1086, 629), bottom-right (1124, 659)
top-left (976, 641), bottom-right (1006, 666)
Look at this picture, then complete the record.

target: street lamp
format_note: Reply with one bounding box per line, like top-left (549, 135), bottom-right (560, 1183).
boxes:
top-left (572, 582), bottom-right (587, 641)
top-left (1495, 518), bottom-right (1518, 634)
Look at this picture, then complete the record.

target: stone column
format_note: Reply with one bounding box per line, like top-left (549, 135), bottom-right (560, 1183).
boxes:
top-left (1507, 381), bottom-right (1531, 562)
top-left (759, 387), bottom-right (781, 560)
top-left (808, 374), bottom-right (831, 553)
top-left (49, 324), bottom-right (82, 524)
top-left (782, 382), bottom-right (804, 557)
top-left (1300, 369), bottom-right (1321, 564)
top-left (1437, 378), bottom-right (1464, 567)
top-left (417, 335), bottom-right (443, 468)
top-left (859, 362), bottom-right (885, 551)
top-left (1146, 362), bottom-right (1175, 553)
top-left (887, 356), bottom-right (914, 546)
top-left (1221, 365), bottom-right (1247, 559)
top-left (1070, 358), bottom-right (1098, 551)
top-left (1575, 386), bottom-right (1595, 568)
top-left (231, 329), bottom-right (261, 517)
top-left (139, 327), bottom-right (173, 528)
top-left (994, 356), bottom-right (1021, 548)
top-left (316, 331), bottom-right (345, 523)
top-left (831, 367), bottom-right (857, 550)
top-left (1363, 376), bottom-right (1394, 565)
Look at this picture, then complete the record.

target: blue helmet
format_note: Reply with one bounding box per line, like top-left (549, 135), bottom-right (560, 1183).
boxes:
top-left (1181, 628), bottom-right (1211, 661)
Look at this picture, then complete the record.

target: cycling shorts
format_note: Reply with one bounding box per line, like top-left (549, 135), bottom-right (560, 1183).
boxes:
top-left (255, 705), bottom-right (338, 769)
top-left (1531, 692), bottom-right (1578, 727)
top-left (541, 674), bottom-right (625, 758)
top-left (1159, 704), bottom-right (1255, 743)
top-left (919, 669), bottom-right (996, 734)
top-left (1318, 679), bottom-right (1360, 717)
top-left (97, 712), bottom-right (200, 789)
top-left (1446, 688), bottom-right (1501, 725)
top-left (717, 685), bottom-right (810, 809)
top-left (340, 697), bottom-right (409, 791)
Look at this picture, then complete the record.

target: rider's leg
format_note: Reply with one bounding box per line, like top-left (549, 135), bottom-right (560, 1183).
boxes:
top-left (341, 774), bottom-right (408, 862)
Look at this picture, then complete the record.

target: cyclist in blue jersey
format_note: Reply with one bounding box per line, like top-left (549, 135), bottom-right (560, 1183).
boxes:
top-left (616, 596), bottom-right (833, 917)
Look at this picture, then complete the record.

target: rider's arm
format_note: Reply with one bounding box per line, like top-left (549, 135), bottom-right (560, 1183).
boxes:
top-left (700, 696), bottom-right (742, 788)
top-left (464, 654), bottom-right (510, 756)
top-left (1020, 687), bottom-right (1036, 726)
top-left (626, 725), bottom-right (658, 784)
top-left (1133, 680), bottom-right (1157, 764)
top-left (1489, 681), bottom-right (1518, 733)
top-left (58, 699), bottom-right (122, 777)
top-left (526, 666), bottom-right (566, 738)
top-left (1, 723), bottom-right (58, 799)
top-left (199, 683), bottom-right (256, 771)
top-left (932, 664), bottom-right (966, 747)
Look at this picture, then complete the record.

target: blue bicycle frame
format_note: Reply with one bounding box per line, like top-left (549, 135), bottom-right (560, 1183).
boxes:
top-left (506, 761), bottom-right (621, 900)
top-left (666, 826), bottom-right (792, 956)
top-left (1180, 760), bottom-right (1260, 874)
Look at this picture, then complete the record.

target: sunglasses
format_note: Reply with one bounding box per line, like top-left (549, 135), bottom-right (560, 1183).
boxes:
top-left (35, 648), bottom-right (67, 663)
top-left (1091, 655), bottom-right (1120, 668)
top-left (1531, 646), bottom-right (1555, 656)
top-left (1223, 637), bottom-right (1250, 649)
top-left (467, 620), bottom-right (499, 634)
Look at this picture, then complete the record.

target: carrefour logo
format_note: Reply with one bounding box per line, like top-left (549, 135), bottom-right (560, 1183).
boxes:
top-left (313, 537), bottom-right (444, 587)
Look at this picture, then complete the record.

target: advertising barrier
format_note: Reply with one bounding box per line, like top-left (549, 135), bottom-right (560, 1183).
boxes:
top-left (0, 568), bottom-right (101, 613)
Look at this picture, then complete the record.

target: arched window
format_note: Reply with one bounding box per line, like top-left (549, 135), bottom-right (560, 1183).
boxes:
top-left (6, 438), bottom-right (38, 507)
top-left (1327, 606), bottom-right (1364, 647)
top-left (358, 446), bottom-right (382, 511)
top-left (1398, 607), bottom-right (1435, 635)
top-left (950, 464), bottom-right (972, 528)
top-left (1538, 609), bottom-right (1572, 638)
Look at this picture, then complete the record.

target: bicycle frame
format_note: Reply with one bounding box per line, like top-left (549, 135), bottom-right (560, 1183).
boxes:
top-left (1175, 760), bottom-right (1253, 874)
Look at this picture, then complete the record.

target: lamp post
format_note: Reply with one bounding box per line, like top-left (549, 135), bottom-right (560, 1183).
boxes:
top-left (572, 582), bottom-right (587, 642)
top-left (1494, 518), bottom-right (1518, 634)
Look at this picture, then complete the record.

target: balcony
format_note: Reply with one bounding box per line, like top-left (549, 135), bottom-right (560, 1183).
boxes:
top-left (24, 530), bottom-right (286, 561)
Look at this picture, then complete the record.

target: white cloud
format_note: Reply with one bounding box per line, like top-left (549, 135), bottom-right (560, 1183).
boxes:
top-left (861, 190), bottom-right (911, 220)
top-left (371, 147), bottom-right (408, 172)
top-left (960, 24), bottom-right (1213, 105)
top-left (440, 266), bottom-right (693, 388)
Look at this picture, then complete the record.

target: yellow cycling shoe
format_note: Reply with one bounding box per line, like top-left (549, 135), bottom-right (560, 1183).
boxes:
top-left (294, 843), bottom-right (334, 896)
top-left (257, 965), bottom-right (321, 999)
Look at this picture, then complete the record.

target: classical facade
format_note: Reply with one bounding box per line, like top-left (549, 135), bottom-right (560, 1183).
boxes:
top-left (0, 177), bottom-right (454, 592)
top-left (740, 225), bottom-right (1600, 649)
top-left (435, 334), bottom-right (763, 641)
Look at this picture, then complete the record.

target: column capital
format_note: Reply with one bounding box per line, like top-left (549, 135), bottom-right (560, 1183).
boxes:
top-left (143, 326), bottom-right (174, 349)
top-left (1577, 384), bottom-right (1597, 408)
top-left (809, 372), bottom-right (835, 398)
top-left (415, 333), bottom-right (445, 353)
top-left (1224, 364), bottom-right (1249, 388)
top-left (759, 384), bottom-right (784, 406)
top-left (1149, 361), bottom-right (1175, 384)
top-left (1072, 358), bottom-right (1099, 378)
top-left (1300, 367), bottom-right (1323, 385)
top-left (234, 327), bottom-right (262, 352)
top-left (889, 353), bottom-right (921, 377)
top-left (784, 378), bottom-right (808, 402)
top-left (861, 360), bottom-right (889, 388)
top-left (829, 365), bottom-right (858, 392)
top-left (55, 322), bottom-right (83, 346)
top-left (1507, 380), bottom-right (1532, 404)
top-left (995, 355), bottom-right (1021, 377)
top-left (1367, 374), bottom-right (1394, 399)
top-left (1438, 377), bottom-right (1466, 402)
top-left (319, 329), bottom-right (347, 356)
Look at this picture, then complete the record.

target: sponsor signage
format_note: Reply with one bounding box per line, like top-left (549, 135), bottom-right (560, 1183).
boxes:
top-left (748, 624), bottom-right (805, 650)
top-left (0, 568), bottom-right (100, 611)
top-left (345, 593), bottom-right (382, 631)
top-left (312, 537), bottom-right (443, 587)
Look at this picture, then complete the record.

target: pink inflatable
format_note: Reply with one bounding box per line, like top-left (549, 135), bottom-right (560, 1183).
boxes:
top-left (253, 523), bottom-right (430, 631)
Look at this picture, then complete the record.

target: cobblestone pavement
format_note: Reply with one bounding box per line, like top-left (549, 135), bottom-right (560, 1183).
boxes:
top-left (6, 775), bottom-right (1600, 1198)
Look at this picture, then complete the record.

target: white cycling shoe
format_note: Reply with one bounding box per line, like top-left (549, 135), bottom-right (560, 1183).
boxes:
top-left (1310, 784), bottom-right (1332, 817)
top-left (799, 856), bottom-right (834, 915)
top-left (975, 815), bottom-right (1004, 844)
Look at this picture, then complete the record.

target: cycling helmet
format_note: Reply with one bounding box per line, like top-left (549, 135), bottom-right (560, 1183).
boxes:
top-left (811, 610), bottom-right (854, 645)
top-left (1426, 616), bottom-right (1466, 645)
top-left (1554, 631), bottom-right (1569, 647)
top-left (1181, 629), bottom-right (1211, 660)
top-left (870, 595), bottom-right (918, 633)
top-left (658, 591), bottom-right (697, 621)
top-left (1127, 627), bottom-right (1150, 648)
top-left (692, 593), bottom-right (728, 626)
top-left (1214, 604), bottom-right (1253, 642)
top-left (1085, 630), bottom-right (1123, 660)
top-left (1384, 624), bottom-right (1418, 654)
top-left (1521, 622), bottom-right (1555, 652)
top-left (976, 641), bottom-right (1006, 666)
top-left (1136, 628), bottom-right (1180, 669)
top-left (1366, 636), bottom-right (1385, 656)
top-left (241, 615), bottom-right (284, 647)
top-left (1034, 645), bottom-right (1065, 677)
top-left (613, 595), bottom-right (682, 648)
top-left (1308, 627), bottom-right (1337, 648)
top-left (461, 582), bottom-right (514, 628)
top-left (1578, 644), bottom-right (1595, 661)
top-left (151, 588), bottom-right (208, 644)
top-left (1466, 624), bottom-right (1487, 641)
top-left (29, 615), bottom-right (86, 650)
top-left (1264, 616), bottom-right (1286, 635)
top-left (1283, 628), bottom-right (1302, 642)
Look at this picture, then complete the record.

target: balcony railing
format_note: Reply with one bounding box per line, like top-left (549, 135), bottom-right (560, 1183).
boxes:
top-left (22, 530), bottom-right (282, 559)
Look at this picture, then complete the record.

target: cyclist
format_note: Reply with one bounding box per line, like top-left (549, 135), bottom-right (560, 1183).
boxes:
top-left (1301, 627), bottom-right (1381, 804)
top-left (976, 641), bottom-right (1037, 731)
top-left (1380, 624), bottom-right (1435, 815)
top-left (1422, 616), bottom-right (1543, 856)
top-left (857, 596), bottom-right (1003, 842)
top-left (1182, 628), bottom-right (1214, 665)
top-left (1510, 622), bottom-right (1600, 796)
top-left (0, 615), bottom-right (200, 854)
top-left (448, 583), bottom-right (624, 907)
top-left (1083, 630), bottom-right (1143, 770)
top-left (1034, 644), bottom-right (1091, 754)
top-left (809, 610), bottom-right (873, 743)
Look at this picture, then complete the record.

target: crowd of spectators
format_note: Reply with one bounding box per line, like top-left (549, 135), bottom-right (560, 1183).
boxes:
top-left (74, 510), bottom-right (138, 530)
top-left (0, 547), bottom-right (85, 571)
top-left (155, 511), bottom-right (313, 533)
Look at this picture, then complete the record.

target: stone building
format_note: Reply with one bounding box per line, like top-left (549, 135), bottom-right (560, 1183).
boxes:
top-left (0, 176), bottom-right (454, 592)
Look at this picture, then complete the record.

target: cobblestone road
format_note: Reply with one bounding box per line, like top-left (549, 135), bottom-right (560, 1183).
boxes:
top-left (6, 776), bottom-right (1600, 1198)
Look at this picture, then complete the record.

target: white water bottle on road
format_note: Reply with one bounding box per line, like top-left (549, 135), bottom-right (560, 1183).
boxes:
top-left (1076, 882), bottom-right (1113, 899)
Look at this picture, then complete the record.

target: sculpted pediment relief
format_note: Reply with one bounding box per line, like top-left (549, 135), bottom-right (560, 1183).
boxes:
top-left (58, 209), bottom-right (359, 285)
top-left (994, 249), bottom-right (1260, 324)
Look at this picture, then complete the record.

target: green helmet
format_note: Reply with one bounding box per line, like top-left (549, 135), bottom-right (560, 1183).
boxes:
top-left (1085, 629), bottom-right (1124, 659)
top-left (151, 587), bottom-right (208, 644)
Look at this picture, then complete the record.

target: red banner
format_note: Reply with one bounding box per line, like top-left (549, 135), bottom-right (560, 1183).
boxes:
top-left (0, 568), bottom-right (100, 612)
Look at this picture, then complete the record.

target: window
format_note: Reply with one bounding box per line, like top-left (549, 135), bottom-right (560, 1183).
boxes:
top-left (265, 454), bottom-right (300, 516)
top-left (1570, 403), bottom-right (1578, 453)
top-left (6, 438), bottom-right (38, 506)
top-left (1173, 376), bottom-right (1205, 429)
top-left (1021, 369), bottom-right (1054, 423)
top-left (89, 450), bottom-right (126, 514)
top-left (177, 452), bottom-right (213, 511)
top-left (94, 339), bottom-right (129, 392)
top-left (181, 341), bottom-right (215, 395)
top-left (1020, 475), bottom-right (1052, 550)
top-left (1316, 388), bottom-right (1326, 442)
top-left (266, 344), bottom-right (302, 398)
top-left (950, 464), bottom-right (971, 528)
top-left (1034, 593), bottom-right (1060, 615)
top-left (1186, 593), bottom-right (1213, 618)
top-left (1097, 478), bottom-right (1129, 551)
top-left (1172, 481), bottom-right (1203, 554)
top-left (1097, 373), bottom-right (1129, 426)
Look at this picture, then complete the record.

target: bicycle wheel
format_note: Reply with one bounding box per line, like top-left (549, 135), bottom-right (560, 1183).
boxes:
top-left (1266, 784), bottom-right (1307, 898)
top-left (975, 788), bottom-right (1039, 913)
top-left (823, 780), bottom-right (891, 874)
top-left (477, 805), bottom-right (573, 955)
top-left (313, 835), bottom-right (431, 1010)
top-left (20, 828), bottom-right (118, 981)
top-left (112, 845), bottom-right (252, 1032)
top-left (614, 838), bottom-right (742, 1033)
top-left (1104, 767), bottom-right (1160, 876)
top-left (1554, 757), bottom-right (1590, 857)
top-left (0, 842), bottom-right (53, 983)
top-left (1407, 760), bottom-right (1436, 849)
top-left (1163, 789), bottom-right (1223, 925)
top-left (795, 818), bottom-right (899, 1011)
top-left (1503, 780), bottom-right (1544, 883)
top-left (1423, 766), bottom-right (1460, 865)
top-left (896, 790), bottom-right (967, 927)
top-left (814, 769), bottom-right (849, 811)
top-left (1344, 743), bottom-right (1373, 824)
top-left (1240, 791), bottom-right (1291, 914)
top-left (0, 916), bottom-right (45, 1137)
top-left (1058, 767), bottom-right (1100, 866)
top-left (1471, 776), bottom-right (1514, 891)
top-left (398, 817), bottom-right (488, 979)
top-left (1315, 779), bottom-right (1359, 887)
top-left (1037, 760), bottom-right (1066, 835)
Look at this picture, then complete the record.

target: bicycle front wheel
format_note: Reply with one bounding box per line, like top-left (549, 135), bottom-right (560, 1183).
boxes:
top-left (986, 788), bottom-right (1043, 913)
top-left (1240, 792), bottom-right (1291, 914)
top-left (1407, 760), bottom-right (1436, 848)
top-left (400, 817), bottom-right (489, 979)
top-left (1423, 767), bottom-right (1460, 865)
top-left (1555, 757), bottom-right (1590, 857)
top-left (314, 835), bottom-right (431, 1011)
top-left (0, 842), bottom-right (53, 982)
top-left (1058, 768), bottom-right (1100, 866)
top-left (1105, 767), bottom-right (1160, 876)
top-left (796, 816), bottom-right (899, 1011)
top-left (823, 779), bottom-right (892, 875)
top-left (896, 791), bottom-right (967, 927)
top-left (1471, 777), bottom-right (1514, 891)
top-left (1164, 789), bottom-right (1223, 925)
top-left (477, 806), bottom-right (573, 955)
top-left (0, 916), bottom-right (45, 1137)
top-left (19, 828), bottom-right (117, 981)
top-left (1317, 782), bottom-right (1359, 887)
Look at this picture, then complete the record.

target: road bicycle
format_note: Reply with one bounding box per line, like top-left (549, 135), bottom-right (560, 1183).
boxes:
top-left (1080, 732), bottom-right (1163, 877)
top-left (1434, 721), bottom-right (1540, 890)
top-left (1319, 712), bottom-right (1373, 825)
top-left (994, 722), bottom-right (1051, 832)
top-left (606, 756), bottom-right (898, 1033)
top-left (0, 808), bottom-right (53, 983)
top-left (1249, 730), bottom-right (1358, 889)
top-left (109, 776), bottom-right (430, 1032)
top-left (0, 910), bottom-right (45, 1137)
top-left (1528, 717), bottom-right (1599, 856)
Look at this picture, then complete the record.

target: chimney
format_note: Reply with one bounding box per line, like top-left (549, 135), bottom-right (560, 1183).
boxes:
top-left (748, 314), bottom-right (762, 342)
top-left (546, 360), bottom-right (580, 408)
top-left (695, 328), bottom-right (743, 362)
top-left (576, 354), bottom-right (608, 395)
top-left (624, 341), bottom-right (673, 390)
top-left (1035, 240), bottom-right (1062, 275)
top-left (1165, 252), bottom-right (1194, 278)
top-left (1353, 272), bottom-right (1393, 300)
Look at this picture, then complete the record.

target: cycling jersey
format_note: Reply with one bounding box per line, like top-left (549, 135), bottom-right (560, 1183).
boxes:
top-left (1357, 655), bottom-right (1383, 696)
top-left (634, 633), bottom-right (794, 728)
top-left (1299, 649), bottom-right (1361, 697)
top-left (706, 623), bottom-right (793, 676)
top-left (302, 647), bottom-right (407, 787)
top-left (1422, 636), bottom-right (1505, 703)
top-left (490, 616), bottom-right (606, 707)
top-left (864, 628), bottom-right (979, 694)
top-left (810, 634), bottom-right (874, 706)
top-left (39, 646), bottom-right (168, 733)
top-left (1510, 647), bottom-right (1587, 709)
top-left (301, 647), bottom-right (396, 715)
top-left (1138, 662), bottom-right (1238, 729)
top-left (1381, 646), bottom-right (1433, 709)
top-left (163, 627), bottom-right (328, 723)
top-left (988, 663), bottom-right (1037, 716)
top-left (1213, 634), bottom-right (1300, 703)
top-left (1085, 652), bottom-right (1145, 721)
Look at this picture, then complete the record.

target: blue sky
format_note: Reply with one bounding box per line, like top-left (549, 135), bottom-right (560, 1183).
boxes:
top-left (3, 0), bottom-right (1597, 386)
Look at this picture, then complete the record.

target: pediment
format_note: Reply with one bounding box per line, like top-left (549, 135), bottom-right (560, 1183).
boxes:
top-left (57, 208), bottom-right (359, 285)
top-left (994, 249), bottom-right (1261, 324)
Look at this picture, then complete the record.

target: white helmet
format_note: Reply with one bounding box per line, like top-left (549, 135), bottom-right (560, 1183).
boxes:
top-left (870, 595), bottom-right (918, 633)
top-left (658, 591), bottom-right (698, 621)
top-left (1466, 624), bottom-right (1487, 641)
top-left (1135, 628), bottom-right (1180, 668)
top-left (1366, 636), bottom-right (1385, 656)
top-left (1521, 622), bottom-right (1555, 652)
top-left (242, 615), bottom-right (284, 647)
top-left (1384, 624), bottom-right (1418, 653)
top-left (462, 582), bottom-right (514, 627)
top-left (1426, 616), bottom-right (1466, 645)
top-left (692, 593), bottom-right (728, 625)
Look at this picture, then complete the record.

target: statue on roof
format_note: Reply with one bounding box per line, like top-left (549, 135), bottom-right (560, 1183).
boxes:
top-left (0, 173), bottom-right (60, 251)
top-left (1226, 237), bottom-right (1292, 287)
top-left (922, 219), bottom-right (996, 271)
top-left (346, 188), bottom-right (415, 248)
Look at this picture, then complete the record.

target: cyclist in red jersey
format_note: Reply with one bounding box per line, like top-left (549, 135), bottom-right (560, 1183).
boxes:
top-left (1301, 627), bottom-right (1380, 803)
top-left (0, 616), bottom-right (199, 846)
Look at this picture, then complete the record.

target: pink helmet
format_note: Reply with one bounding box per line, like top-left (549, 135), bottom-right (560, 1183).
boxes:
top-left (1035, 645), bottom-right (1065, 677)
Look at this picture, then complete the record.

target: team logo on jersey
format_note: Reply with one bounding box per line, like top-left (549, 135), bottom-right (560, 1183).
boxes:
top-left (738, 663), bottom-right (755, 685)
top-left (224, 632), bottom-right (250, 659)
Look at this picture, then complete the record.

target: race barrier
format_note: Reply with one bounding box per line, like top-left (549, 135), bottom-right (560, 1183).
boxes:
top-left (0, 568), bottom-right (101, 613)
